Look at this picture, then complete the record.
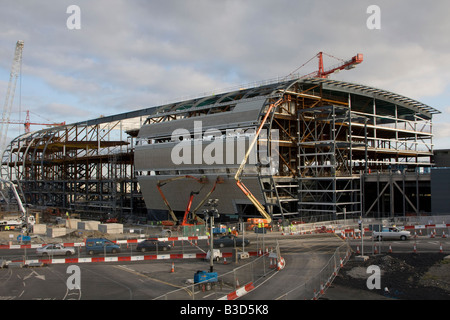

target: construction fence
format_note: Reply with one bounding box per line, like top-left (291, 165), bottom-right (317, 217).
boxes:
top-left (154, 241), bottom-right (282, 300)
top-left (276, 243), bottom-right (351, 300)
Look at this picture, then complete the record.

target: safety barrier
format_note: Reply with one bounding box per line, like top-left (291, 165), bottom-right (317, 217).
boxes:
top-left (275, 243), bottom-right (351, 300)
top-left (282, 222), bottom-right (450, 240)
top-left (1, 250), bottom-right (266, 267)
top-left (0, 235), bottom-right (209, 250)
top-left (154, 243), bottom-right (283, 300)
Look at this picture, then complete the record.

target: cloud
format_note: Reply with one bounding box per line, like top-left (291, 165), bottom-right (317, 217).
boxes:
top-left (0, 0), bottom-right (449, 151)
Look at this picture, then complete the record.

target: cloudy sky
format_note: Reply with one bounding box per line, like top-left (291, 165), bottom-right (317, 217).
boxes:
top-left (1, 0), bottom-right (450, 148)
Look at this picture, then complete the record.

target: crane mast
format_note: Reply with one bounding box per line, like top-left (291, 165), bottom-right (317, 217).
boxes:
top-left (0, 40), bottom-right (24, 152)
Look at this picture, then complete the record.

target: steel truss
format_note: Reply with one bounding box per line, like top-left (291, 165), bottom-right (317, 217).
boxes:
top-left (1, 118), bottom-right (147, 220)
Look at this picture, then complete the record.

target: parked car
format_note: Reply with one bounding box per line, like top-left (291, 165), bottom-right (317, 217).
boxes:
top-left (136, 239), bottom-right (171, 252)
top-left (85, 238), bottom-right (121, 255)
top-left (36, 244), bottom-right (75, 257)
top-left (214, 235), bottom-right (250, 248)
top-left (373, 226), bottom-right (411, 241)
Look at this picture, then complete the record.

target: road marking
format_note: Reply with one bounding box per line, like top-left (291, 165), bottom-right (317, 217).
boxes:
top-left (24, 270), bottom-right (45, 281)
top-left (203, 292), bottom-right (216, 299)
top-left (114, 265), bottom-right (187, 291)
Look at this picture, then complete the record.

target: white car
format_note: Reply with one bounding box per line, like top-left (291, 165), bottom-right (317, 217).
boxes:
top-left (373, 227), bottom-right (411, 241)
top-left (36, 244), bottom-right (75, 257)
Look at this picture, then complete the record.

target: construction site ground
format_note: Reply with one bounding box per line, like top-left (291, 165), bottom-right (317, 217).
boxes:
top-left (325, 253), bottom-right (450, 300)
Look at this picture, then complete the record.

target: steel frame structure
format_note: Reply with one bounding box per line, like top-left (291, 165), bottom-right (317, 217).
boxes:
top-left (0, 76), bottom-right (441, 222)
top-left (1, 112), bottom-right (149, 219)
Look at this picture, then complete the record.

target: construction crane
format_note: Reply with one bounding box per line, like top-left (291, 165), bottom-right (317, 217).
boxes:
top-left (6, 110), bottom-right (66, 133)
top-left (287, 51), bottom-right (363, 80)
top-left (0, 40), bottom-right (24, 152)
top-left (317, 52), bottom-right (363, 78)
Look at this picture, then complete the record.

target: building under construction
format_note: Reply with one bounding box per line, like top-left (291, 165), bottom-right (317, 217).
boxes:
top-left (0, 74), bottom-right (440, 223)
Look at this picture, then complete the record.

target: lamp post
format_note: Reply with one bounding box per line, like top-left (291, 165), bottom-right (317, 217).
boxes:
top-left (204, 199), bottom-right (219, 273)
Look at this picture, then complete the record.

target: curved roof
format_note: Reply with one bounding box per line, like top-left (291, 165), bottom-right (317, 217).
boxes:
top-left (301, 78), bottom-right (441, 117)
top-left (4, 77), bottom-right (440, 140)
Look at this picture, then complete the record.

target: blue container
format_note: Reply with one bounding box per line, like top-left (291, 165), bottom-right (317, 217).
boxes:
top-left (194, 270), bottom-right (218, 284)
top-left (17, 235), bottom-right (31, 242)
top-left (213, 227), bottom-right (226, 234)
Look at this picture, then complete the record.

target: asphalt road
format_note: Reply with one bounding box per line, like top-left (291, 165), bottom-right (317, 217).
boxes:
top-left (0, 232), bottom-right (447, 300)
top-left (240, 234), bottom-right (345, 300)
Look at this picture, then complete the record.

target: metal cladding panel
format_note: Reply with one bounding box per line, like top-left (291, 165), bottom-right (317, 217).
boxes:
top-left (134, 138), bottom-right (258, 171)
top-left (137, 175), bottom-right (263, 215)
top-left (137, 99), bottom-right (265, 139)
top-left (431, 168), bottom-right (450, 215)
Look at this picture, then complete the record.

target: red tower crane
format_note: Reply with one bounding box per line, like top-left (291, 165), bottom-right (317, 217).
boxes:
top-left (316, 52), bottom-right (363, 78)
top-left (287, 52), bottom-right (364, 80)
top-left (7, 110), bottom-right (66, 133)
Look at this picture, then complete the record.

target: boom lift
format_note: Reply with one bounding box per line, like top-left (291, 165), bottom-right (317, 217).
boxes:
top-left (156, 176), bottom-right (223, 226)
top-left (181, 177), bottom-right (224, 226)
top-left (235, 52), bottom-right (363, 223)
top-left (234, 97), bottom-right (286, 224)
top-left (0, 179), bottom-right (35, 233)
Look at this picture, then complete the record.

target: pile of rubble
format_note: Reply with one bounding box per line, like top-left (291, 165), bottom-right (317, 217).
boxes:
top-left (333, 253), bottom-right (450, 300)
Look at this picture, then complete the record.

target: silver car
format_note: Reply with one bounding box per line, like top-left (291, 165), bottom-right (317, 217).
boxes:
top-left (36, 244), bottom-right (76, 257)
top-left (373, 227), bottom-right (411, 241)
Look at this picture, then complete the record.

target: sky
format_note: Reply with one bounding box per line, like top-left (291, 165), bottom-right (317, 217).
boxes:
top-left (0, 0), bottom-right (450, 149)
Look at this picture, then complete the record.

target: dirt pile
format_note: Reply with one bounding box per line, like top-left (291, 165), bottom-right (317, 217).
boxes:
top-left (332, 253), bottom-right (450, 300)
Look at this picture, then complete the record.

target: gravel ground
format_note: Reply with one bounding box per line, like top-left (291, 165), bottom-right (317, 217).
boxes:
top-left (325, 253), bottom-right (450, 300)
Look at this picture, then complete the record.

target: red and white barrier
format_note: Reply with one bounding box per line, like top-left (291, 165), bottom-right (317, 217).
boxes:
top-left (0, 236), bottom-right (209, 250)
top-left (4, 250), bottom-right (264, 266)
top-left (7, 252), bottom-right (208, 266)
top-left (219, 282), bottom-right (255, 300)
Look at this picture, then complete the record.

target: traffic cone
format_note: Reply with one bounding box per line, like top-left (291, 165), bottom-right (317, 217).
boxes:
top-left (223, 257), bottom-right (228, 265)
top-left (356, 245), bottom-right (360, 254)
top-left (413, 244), bottom-right (417, 253)
top-left (430, 230), bottom-right (435, 238)
top-left (171, 262), bottom-right (174, 273)
top-left (374, 244), bottom-right (378, 254)
top-left (442, 231), bottom-right (447, 239)
top-left (388, 244), bottom-right (393, 253)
